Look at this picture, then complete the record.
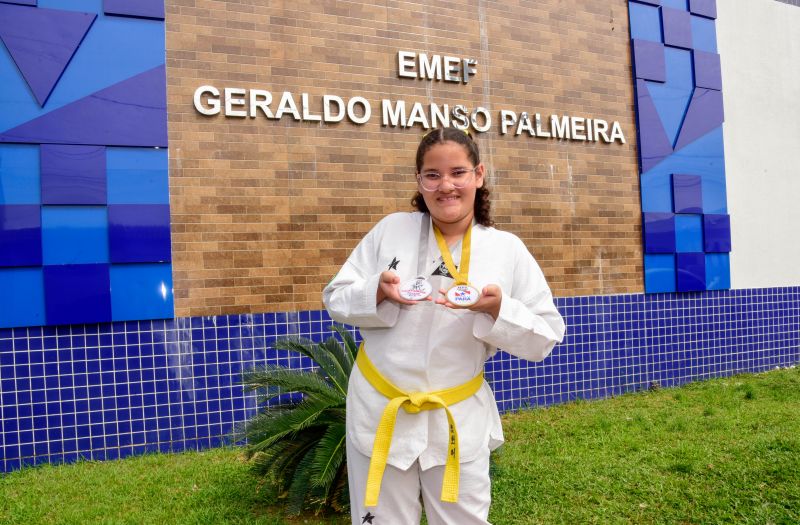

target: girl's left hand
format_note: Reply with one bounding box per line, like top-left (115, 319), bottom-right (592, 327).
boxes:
top-left (436, 284), bottom-right (502, 320)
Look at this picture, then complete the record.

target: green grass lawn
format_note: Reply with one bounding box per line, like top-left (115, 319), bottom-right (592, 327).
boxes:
top-left (2, 367), bottom-right (798, 524)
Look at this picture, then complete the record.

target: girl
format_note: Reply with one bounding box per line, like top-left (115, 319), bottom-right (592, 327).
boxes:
top-left (324, 128), bottom-right (565, 525)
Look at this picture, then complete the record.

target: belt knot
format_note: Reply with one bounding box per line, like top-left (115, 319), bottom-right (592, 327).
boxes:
top-left (405, 392), bottom-right (428, 412)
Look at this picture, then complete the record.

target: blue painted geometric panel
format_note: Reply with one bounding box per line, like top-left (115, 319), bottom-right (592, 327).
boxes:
top-left (646, 47), bottom-right (694, 146)
top-left (110, 263), bottom-right (173, 321)
top-left (635, 80), bottom-right (674, 175)
top-left (629, 0), bottom-right (729, 292)
top-left (662, 7), bottom-right (692, 49)
top-left (40, 144), bottom-right (106, 205)
top-left (643, 212), bottom-right (675, 253)
top-left (108, 204), bottom-right (170, 263)
top-left (107, 148), bottom-right (168, 205)
top-left (689, 0), bottom-right (716, 19)
top-left (0, 3), bottom-right (95, 106)
top-left (0, 2), bottom-right (171, 328)
top-left (43, 263), bottom-right (111, 325)
top-left (690, 14), bottom-right (717, 53)
top-left (0, 267), bottom-right (44, 327)
top-left (676, 252), bottom-right (705, 292)
top-left (103, 0), bottom-right (164, 20)
top-left (675, 88), bottom-right (724, 151)
top-left (0, 204), bottom-right (41, 266)
top-left (693, 50), bottom-right (722, 91)
top-left (644, 254), bottom-right (676, 293)
top-left (0, 66), bottom-right (168, 147)
top-left (632, 39), bottom-right (666, 82)
top-left (41, 206), bottom-right (108, 265)
top-left (672, 173), bottom-right (702, 213)
top-left (628, 2), bottom-right (662, 43)
top-left (675, 214), bottom-right (703, 253)
top-left (704, 253), bottom-right (729, 290)
top-left (0, 143), bottom-right (39, 204)
top-left (703, 214), bottom-right (731, 252)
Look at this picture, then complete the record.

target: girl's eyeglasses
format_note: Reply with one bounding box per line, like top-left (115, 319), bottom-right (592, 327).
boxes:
top-left (416, 167), bottom-right (477, 192)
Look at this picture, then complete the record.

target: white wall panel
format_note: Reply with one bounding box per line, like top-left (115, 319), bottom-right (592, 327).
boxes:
top-left (717, 0), bottom-right (800, 288)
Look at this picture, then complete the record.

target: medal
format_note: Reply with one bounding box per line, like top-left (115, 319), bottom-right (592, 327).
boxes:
top-left (432, 222), bottom-right (481, 308)
top-left (445, 284), bottom-right (481, 307)
top-left (399, 277), bottom-right (433, 301)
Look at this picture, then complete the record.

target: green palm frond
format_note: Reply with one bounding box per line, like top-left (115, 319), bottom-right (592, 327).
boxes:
top-left (309, 422), bottom-right (346, 489)
top-left (286, 450), bottom-right (316, 515)
top-left (241, 366), bottom-right (343, 405)
top-left (330, 324), bottom-right (359, 365)
top-left (243, 398), bottom-right (334, 454)
top-left (239, 324), bottom-right (356, 515)
top-left (275, 337), bottom-right (349, 396)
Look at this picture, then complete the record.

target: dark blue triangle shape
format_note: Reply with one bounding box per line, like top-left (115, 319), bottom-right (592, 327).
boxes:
top-left (0, 3), bottom-right (95, 106)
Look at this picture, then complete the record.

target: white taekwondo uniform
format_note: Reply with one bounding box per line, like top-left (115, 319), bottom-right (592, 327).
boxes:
top-left (323, 212), bottom-right (565, 525)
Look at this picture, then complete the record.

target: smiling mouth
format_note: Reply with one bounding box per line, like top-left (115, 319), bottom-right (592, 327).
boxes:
top-left (437, 195), bottom-right (459, 202)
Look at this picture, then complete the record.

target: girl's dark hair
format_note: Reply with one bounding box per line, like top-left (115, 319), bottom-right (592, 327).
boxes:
top-left (411, 127), bottom-right (494, 227)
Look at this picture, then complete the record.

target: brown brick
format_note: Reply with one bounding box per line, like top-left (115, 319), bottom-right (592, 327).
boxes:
top-left (167, 0), bottom-right (642, 317)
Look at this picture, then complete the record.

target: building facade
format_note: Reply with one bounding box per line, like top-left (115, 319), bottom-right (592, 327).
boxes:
top-left (0, 0), bottom-right (798, 472)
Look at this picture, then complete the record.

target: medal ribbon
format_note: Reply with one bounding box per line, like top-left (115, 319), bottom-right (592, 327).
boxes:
top-left (432, 223), bottom-right (471, 285)
top-left (356, 343), bottom-right (484, 506)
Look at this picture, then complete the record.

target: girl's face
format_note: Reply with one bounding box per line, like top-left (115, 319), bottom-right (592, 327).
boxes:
top-left (417, 141), bottom-right (485, 228)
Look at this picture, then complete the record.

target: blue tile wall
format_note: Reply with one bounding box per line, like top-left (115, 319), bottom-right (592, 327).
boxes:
top-left (1, 287), bottom-right (798, 473)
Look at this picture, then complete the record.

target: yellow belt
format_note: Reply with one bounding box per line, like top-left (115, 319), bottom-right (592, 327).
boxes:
top-left (356, 342), bottom-right (484, 506)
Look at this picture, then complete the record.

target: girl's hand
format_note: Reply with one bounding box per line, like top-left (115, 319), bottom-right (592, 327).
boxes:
top-left (377, 271), bottom-right (428, 306)
top-left (436, 284), bottom-right (503, 320)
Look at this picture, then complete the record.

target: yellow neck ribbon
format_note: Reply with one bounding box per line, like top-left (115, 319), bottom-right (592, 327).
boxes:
top-left (432, 222), bottom-right (472, 285)
top-left (356, 343), bottom-right (484, 506)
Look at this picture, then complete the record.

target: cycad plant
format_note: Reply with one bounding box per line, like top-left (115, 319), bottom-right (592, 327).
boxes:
top-left (239, 324), bottom-right (357, 515)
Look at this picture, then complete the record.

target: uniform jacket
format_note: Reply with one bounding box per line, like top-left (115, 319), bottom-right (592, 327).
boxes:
top-left (323, 212), bottom-right (565, 470)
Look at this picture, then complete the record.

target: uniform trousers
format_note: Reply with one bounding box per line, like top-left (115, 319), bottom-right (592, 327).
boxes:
top-left (346, 437), bottom-right (492, 525)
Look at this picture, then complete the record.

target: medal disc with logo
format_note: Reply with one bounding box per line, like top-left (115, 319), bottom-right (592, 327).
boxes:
top-left (446, 284), bottom-right (481, 307)
top-left (399, 277), bottom-right (433, 301)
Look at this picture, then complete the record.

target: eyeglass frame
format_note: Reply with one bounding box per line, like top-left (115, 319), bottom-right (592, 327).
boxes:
top-left (416, 166), bottom-right (479, 192)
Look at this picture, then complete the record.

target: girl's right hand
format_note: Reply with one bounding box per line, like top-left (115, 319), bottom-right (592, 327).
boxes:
top-left (377, 271), bottom-right (425, 306)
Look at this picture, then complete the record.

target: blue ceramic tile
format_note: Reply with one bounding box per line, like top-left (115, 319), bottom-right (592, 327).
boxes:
top-left (107, 148), bottom-right (169, 205)
top-left (108, 205), bottom-right (171, 263)
top-left (0, 205), bottom-right (41, 266)
top-left (43, 264), bottom-right (111, 325)
top-left (41, 206), bottom-right (109, 265)
top-left (40, 145), bottom-right (106, 205)
top-left (0, 144), bottom-right (40, 205)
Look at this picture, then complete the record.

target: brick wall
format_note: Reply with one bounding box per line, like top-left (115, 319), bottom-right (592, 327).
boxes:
top-left (166, 0), bottom-right (642, 318)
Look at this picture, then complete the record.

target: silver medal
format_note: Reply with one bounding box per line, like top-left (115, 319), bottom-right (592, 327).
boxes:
top-left (398, 277), bottom-right (433, 301)
top-left (445, 284), bottom-right (481, 307)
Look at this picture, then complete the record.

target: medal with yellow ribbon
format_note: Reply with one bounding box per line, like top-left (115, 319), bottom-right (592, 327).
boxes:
top-left (433, 223), bottom-right (481, 307)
